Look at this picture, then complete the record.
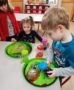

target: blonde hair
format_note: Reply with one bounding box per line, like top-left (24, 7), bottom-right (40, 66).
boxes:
top-left (41, 7), bottom-right (69, 31)
top-left (21, 16), bottom-right (34, 30)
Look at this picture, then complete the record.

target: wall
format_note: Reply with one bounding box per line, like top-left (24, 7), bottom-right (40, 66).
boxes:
top-left (10, 0), bottom-right (74, 18)
top-left (61, 0), bottom-right (74, 20)
top-left (11, 0), bottom-right (23, 12)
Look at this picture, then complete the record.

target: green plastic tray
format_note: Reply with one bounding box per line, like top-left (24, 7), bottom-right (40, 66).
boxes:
top-left (5, 42), bottom-right (32, 58)
top-left (23, 58), bottom-right (57, 87)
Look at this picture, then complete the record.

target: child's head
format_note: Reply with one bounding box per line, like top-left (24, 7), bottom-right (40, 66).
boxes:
top-left (0, 0), bottom-right (12, 12)
top-left (41, 7), bottom-right (70, 41)
top-left (21, 16), bottom-right (34, 33)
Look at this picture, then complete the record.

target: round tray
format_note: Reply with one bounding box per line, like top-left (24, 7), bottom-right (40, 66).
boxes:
top-left (23, 58), bottom-right (57, 87)
top-left (5, 42), bottom-right (32, 58)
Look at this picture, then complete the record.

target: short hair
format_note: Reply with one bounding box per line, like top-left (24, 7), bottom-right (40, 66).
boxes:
top-left (41, 7), bottom-right (69, 31)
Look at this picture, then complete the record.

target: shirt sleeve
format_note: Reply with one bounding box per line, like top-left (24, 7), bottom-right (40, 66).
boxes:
top-left (55, 66), bottom-right (74, 76)
top-left (16, 31), bottom-right (23, 41)
top-left (33, 31), bottom-right (42, 42)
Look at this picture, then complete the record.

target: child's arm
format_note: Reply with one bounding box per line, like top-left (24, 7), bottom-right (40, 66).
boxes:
top-left (49, 45), bottom-right (74, 77)
top-left (55, 67), bottom-right (74, 76)
top-left (16, 31), bottom-right (23, 41)
top-left (47, 66), bottom-right (74, 78)
top-left (10, 34), bottom-right (17, 42)
top-left (34, 31), bottom-right (42, 42)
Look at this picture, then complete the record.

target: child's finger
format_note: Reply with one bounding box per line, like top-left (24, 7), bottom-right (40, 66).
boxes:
top-left (47, 71), bottom-right (53, 75)
top-left (47, 70), bottom-right (56, 78)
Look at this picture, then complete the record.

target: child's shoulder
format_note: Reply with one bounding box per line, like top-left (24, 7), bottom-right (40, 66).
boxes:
top-left (31, 30), bottom-right (37, 34)
top-left (19, 30), bottom-right (24, 34)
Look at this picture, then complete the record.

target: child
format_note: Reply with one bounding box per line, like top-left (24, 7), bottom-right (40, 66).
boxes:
top-left (41, 7), bottom-right (74, 77)
top-left (15, 16), bottom-right (42, 43)
top-left (0, 0), bottom-right (19, 41)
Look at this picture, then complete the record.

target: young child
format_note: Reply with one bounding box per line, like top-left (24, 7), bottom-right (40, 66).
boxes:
top-left (15, 16), bottom-right (42, 43)
top-left (41, 7), bottom-right (74, 77)
top-left (0, 0), bottom-right (19, 41)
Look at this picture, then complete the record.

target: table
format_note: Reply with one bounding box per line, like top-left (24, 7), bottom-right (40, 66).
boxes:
top-left (14, 13), bottom-right (44, 22)
top-left (0, 41), bottom-right (61, 90)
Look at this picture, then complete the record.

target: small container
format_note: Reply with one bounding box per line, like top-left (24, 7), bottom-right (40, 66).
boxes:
top-left (42, 38), bottom-right (49, 50)
top-left (37, 61), bottom-right (48, 71)
top-left (36, 44), bottom-right (44, 58)
top-left (37, 44), bottom-right (44, 50)
top-left (37, 61), bottom-right (52, 76)
top-left (36, 52), bottom-right (43, 58)
top-left (21, 49), bottom-right (29, 63)
top-left (27, 65), bottom-right (40, 81)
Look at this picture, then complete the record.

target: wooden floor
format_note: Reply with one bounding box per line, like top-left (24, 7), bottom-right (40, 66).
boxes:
top-left (62, 76), bottom-right (74, 90)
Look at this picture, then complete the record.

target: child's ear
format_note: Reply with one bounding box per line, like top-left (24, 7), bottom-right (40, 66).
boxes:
top-left (57, 24), bottom-right (64, 32)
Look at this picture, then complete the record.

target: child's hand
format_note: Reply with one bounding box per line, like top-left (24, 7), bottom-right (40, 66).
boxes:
top-left (47, 69), bottom-right (56, 78)
top-left (11, 38), bottom-right (17, 42)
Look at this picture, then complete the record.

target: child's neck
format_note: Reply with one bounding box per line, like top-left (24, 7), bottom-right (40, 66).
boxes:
top-left (61, 31), bottom-right (72, 43)
top-left (25, 31), bottom-right (31, 34)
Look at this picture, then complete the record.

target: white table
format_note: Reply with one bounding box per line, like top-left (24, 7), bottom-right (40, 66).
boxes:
top-left (0, 41), bottom-right (61, 90)
top-left (14, 13), bottom-right (44, 22)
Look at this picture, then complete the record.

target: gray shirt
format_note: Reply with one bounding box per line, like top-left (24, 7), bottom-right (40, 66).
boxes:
top-left (7, 16), bottom-right (14, 36)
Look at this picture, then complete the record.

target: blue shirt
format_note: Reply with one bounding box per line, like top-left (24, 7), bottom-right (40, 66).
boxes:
top-left (52, 36), bottom-right (74, 68)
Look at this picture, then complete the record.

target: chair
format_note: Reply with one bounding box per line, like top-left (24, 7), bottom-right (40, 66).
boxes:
top-left (14, 6), bottom-right (21, 13)
top-left (61, 76), bottom-right (71, 86)
top-left (71, 14), bottom-right (74, 22)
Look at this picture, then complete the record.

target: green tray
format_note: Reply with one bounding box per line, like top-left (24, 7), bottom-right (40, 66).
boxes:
top-left (5, 42), bottom-right (32, 58)
top-left (23, 58), bottom-right (57, 87)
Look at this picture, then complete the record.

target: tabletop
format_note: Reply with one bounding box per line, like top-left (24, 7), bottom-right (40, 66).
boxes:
top-left (14, 13), bottom-right (44, 22)
top-left (0, 41), bottom-right (61, 90)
